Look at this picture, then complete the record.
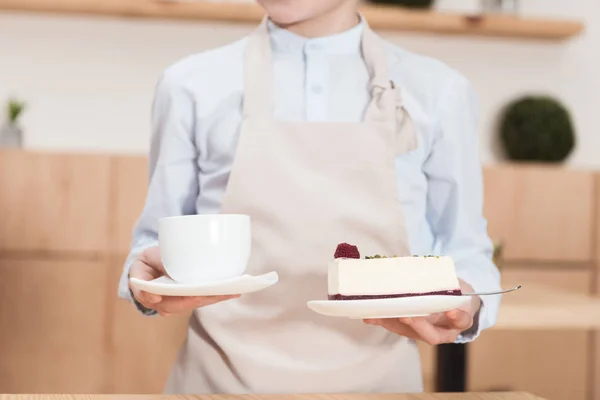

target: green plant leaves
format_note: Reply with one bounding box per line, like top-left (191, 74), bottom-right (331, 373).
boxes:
top-left (7, 99), bottom-right (26, 124)
top-left (499, 96), bottom-right (575, 163)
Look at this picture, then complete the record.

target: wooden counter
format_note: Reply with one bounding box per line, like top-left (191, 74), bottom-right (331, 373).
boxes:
top-left (0, 393), bottom-right (546, 400)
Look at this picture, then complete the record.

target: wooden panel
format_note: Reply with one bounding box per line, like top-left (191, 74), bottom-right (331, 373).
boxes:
top-left (107, 255), bottom-right (189, 393)
top-left (468, 268), bottom-right (592, 400)
top-left (596, 174), bottom-right (600, 263)
top-left (596, 164), bottom-right (600, 290)
top-left (0, 0), bottom-right (584, 40)
top-left (0, 258), bottom-right (111, 393)
top-left (483, 164), bottom-right (594, 263)
top-left (110, 155), bottom-right (148, 254)
top-left (596, 171), bottom-right (600, 400)
top-left (494, 265), bottom-right (600, 329)
top-left (0, 149), bottom-right (111, 254)
top-left (596, 263), bottom-right (600, 295)
top-left (496, 266), bottom-right (593, 294)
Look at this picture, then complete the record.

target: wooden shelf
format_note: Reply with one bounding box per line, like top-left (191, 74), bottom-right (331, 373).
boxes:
top-left (0, 0), bottom-right (585, 40)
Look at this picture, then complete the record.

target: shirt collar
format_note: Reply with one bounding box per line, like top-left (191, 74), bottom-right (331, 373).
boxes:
top-left (267, 16), bottom-right (365, 55)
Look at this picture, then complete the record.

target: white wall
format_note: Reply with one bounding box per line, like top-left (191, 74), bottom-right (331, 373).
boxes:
top-left (1, 0), bottom-right (599, 167)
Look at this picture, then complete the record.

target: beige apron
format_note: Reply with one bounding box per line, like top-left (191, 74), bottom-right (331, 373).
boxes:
top-left (164, 18), bottom-right (422, 394)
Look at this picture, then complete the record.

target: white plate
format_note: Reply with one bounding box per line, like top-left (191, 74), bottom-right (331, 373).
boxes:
top-left (130, 271), bottom-right (278, 297)
top-left (307, 295), bottom-right (470, 319)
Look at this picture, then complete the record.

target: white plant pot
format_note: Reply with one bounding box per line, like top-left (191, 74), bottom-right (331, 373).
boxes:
top-left (481, 0), bottom-right (519, 13)
top-left (0, 123), bottom-right (23, 148)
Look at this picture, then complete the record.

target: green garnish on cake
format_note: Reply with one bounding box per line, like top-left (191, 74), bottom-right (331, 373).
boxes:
top-left (365, 254), bottom-right (398, 259)
top-left (365, 254), bottom-right (439, 259)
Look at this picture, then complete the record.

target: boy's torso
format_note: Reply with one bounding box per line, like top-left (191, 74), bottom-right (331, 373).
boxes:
top-left (157, 30), bottom-right (466, 255)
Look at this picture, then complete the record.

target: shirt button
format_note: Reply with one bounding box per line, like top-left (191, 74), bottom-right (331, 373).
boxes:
top-left (308, 43), bottom-right (321, 51)
top-left (311, 84), bottom-right (323, 94)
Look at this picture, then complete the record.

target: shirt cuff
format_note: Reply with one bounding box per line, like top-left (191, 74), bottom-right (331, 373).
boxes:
top-left (130, 287), bottom-right (159, 316)
top-left (453, 258), bottom-right (502, 344)
top-left (455, 300), bottom-right (483, 343)
top-left (118, 240), bottom-right (160, 316)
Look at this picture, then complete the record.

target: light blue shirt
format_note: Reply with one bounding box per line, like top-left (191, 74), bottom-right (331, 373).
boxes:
top-left (119, 19), bottom-right (502, 343)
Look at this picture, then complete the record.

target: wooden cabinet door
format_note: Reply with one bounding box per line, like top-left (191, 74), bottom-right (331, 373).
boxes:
top-left (468, 268), bottom-right (593, 400)
top-left (483, 165), bottom-right (594, 263)
top-left (0, 258), bottom-right (111, 393)
top-left (107, 255), bottom-right (189, 393)
top-left (0, 150), bottom-right (111, 254)
top-left (109, 155), bottom-right (148, 254)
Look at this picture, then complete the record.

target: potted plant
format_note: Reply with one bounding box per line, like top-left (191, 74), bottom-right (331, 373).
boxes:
top-left (481, 0), bottom-right (519, 14)
top-left (0, 98), bottom-right (26, 148)
top-left (493, 242), bottom-right (504, 271)
top-left (498, 95), bottom-right (575, 163)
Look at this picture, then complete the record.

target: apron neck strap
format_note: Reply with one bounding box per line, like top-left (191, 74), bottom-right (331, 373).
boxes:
top-left (243, 17), bottom-right (274, 119)
top-left (242, 16), bottom-right (395, 122)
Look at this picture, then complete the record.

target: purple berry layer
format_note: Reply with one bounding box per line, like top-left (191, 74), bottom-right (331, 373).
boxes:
top-left (328, 289), bottom-right (462, 301)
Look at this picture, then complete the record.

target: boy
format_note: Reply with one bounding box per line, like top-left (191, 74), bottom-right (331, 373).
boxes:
top-left (119, 0), bottom-right (501, 393)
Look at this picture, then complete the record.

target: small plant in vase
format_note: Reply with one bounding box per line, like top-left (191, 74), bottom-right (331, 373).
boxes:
top-left (493, 242), bottom-right (504, 271)
top-left (0, 98), bottom-right (26, 148)
top-left (481, 0), bottom-right (519, 14)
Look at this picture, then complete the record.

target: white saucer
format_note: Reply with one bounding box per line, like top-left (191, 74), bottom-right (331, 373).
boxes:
top-left (307, 295), bottom-right (470, 319)
top-left (130, 271), bottom-right (278, 297)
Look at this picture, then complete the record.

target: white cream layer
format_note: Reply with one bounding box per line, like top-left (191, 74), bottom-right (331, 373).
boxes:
top-left (328, 256), bottom-right (461, 296)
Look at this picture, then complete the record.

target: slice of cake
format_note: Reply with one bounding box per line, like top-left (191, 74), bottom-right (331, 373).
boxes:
top-left (328, 243), bottom-right (462, 300)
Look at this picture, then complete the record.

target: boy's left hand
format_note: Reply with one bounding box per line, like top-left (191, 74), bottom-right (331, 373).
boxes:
top-left (363, 279), bottom-right (480, 345)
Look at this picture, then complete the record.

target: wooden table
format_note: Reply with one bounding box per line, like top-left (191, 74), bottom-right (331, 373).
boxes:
top-left (0, 393), bottom-right (546, 400)
top-left (436, 282), bottom-right (600, 393)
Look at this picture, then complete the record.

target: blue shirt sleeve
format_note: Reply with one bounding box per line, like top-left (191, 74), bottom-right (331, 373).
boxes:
top-left (422, 75), bottom-right (502, 342)
top-left (117, 72), bottom-right (199, 305)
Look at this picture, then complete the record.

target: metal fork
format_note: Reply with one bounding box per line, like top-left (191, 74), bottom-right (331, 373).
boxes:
top-left (462, 285), bottom-right (522, 296)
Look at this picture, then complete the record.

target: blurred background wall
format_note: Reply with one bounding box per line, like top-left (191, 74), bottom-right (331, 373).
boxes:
top-left (1, 0), bottom-right (599, 166)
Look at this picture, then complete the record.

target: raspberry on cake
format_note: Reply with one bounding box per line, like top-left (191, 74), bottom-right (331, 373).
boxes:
top-left (328, 243), bottom-right (462, 300)
top-left (334, 243), bottom-right (360, 259)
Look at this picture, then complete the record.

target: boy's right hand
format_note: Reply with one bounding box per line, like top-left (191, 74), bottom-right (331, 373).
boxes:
top-left (128, 246), bottom-right (240, 316)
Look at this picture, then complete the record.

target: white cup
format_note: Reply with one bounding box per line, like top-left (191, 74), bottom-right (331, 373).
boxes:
top-left (158, 214), bottom-right (251, 284)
